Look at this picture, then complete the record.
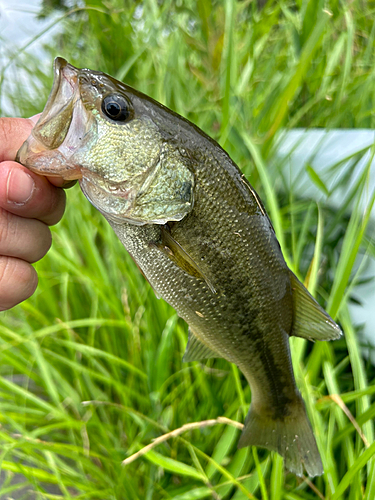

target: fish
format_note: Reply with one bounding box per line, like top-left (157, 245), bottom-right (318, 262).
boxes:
top-left (17, 57), bottom-right (342, 477)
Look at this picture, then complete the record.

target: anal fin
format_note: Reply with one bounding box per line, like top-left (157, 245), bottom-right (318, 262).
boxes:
top-left (289, 271), bottom-right (342, 341)
top-left (183, 327), bottom-right (222, 362)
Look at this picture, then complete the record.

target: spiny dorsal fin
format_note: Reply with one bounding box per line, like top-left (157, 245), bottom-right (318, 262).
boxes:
top-left (290, 271), bottom-right (342, 341)
top-left (182, 327), bottom-right (222, 362)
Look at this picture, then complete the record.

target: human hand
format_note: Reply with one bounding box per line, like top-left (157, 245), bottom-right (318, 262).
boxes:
top-left (0, 116), bottom-right (70, 311)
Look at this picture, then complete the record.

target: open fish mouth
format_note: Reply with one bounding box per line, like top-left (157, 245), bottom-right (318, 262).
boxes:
top-left (33, 58), bottom-right (78, 150)
top-left (16, 57), bottom-right (90, 180)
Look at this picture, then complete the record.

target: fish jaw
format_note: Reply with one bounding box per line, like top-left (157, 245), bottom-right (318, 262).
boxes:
top-left (16, 57), bottom-right (93, 180)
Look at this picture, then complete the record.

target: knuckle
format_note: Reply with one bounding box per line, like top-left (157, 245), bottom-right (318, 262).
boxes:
top-left (0, 208), bottom-right (10, 243)
top-left (0, 255), bottom-right (10, 285)
top-left (45, 188), bottom-right (66, 226)
top-left (30, 224), bottom-right (52, 263)
top-left (43, 226), bottom-right (53, 254)
top-left (0, 209), bottom-right (52, 263)
top-left (0, 257), bottom-right (38, 311)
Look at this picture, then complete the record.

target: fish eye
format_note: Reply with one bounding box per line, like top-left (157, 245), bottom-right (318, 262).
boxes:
top-left (101, 94), bottom-right (131, 122)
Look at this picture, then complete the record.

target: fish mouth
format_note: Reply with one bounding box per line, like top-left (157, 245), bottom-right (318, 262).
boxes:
top-left (17, 57), bottom-right (89, 180)
top-left (33, 57), bottom-right (78, 148)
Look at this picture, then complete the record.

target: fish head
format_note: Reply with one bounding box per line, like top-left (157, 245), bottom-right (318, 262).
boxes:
top-left (17, 57), bottom-right (194, 225)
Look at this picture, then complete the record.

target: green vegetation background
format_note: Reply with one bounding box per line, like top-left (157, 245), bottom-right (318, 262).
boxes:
top-left (1, 0), bottom-right (375, 499)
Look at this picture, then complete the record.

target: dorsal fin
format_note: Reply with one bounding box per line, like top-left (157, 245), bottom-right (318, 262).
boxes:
top-left (289, 272), bottom-right (342, 341)
top-left (182, 327), bottom-right (222, 362)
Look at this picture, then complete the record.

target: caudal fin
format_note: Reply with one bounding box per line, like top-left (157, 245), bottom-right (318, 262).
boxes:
top-left (238, 398), bottom-right (323, 477)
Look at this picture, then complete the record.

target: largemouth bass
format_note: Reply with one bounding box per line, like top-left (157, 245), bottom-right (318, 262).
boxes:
top-left (17, 58), bottom-right (342, 477)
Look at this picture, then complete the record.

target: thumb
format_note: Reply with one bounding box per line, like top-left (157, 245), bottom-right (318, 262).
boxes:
top-left (28, 113), bottom-right (41, 125)
top-left (0, 117), bottom-right (39, 163)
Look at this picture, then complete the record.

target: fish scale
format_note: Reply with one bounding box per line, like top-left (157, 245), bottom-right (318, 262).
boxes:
top-left (105, 163), bottom-right (308, 453)
top-left (17, 57), bottom-right (342, 477)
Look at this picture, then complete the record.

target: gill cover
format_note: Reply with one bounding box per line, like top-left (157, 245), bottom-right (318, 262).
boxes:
top-left (80, 147), bottom-right (195, 225)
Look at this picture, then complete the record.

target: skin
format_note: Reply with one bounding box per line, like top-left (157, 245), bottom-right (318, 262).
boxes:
top-left (0, 116), bottom-right (73, 311)
top-left (17, 59), bottom-right (340, 476)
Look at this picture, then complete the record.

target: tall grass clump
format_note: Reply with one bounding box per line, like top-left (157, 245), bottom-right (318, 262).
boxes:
top-left (0, 1), bottom-right (374, 499)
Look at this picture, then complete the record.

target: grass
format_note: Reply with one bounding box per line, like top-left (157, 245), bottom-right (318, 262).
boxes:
top-left (0, 0), bottom-right (375, 498)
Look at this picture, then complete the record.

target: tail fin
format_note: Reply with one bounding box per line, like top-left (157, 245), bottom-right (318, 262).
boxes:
top-left (238, 398), bottom-right (323, 477)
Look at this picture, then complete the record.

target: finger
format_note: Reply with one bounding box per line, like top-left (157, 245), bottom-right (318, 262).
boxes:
top-left (0, 116), bottom-right (74, 189)
top-left (0, 208), bottom-right (52, 263)
top-left (0, 117), bottom-right (35, 163)
top-left (47, 176), bottom-right (77, 189)
top-left (29, 114), bottom-right (41, 125)
top-left (0, 256), bottom-right (38, 311)
top-left (0, 162), bottom-right (66, 226)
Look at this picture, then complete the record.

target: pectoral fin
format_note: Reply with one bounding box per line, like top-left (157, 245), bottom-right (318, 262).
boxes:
top-left (183, 327), bottom-right (222, 362)
top-left (289, 272), bottom-right (342, 341)
top-left (156, 226), bottom-right (216, 293)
